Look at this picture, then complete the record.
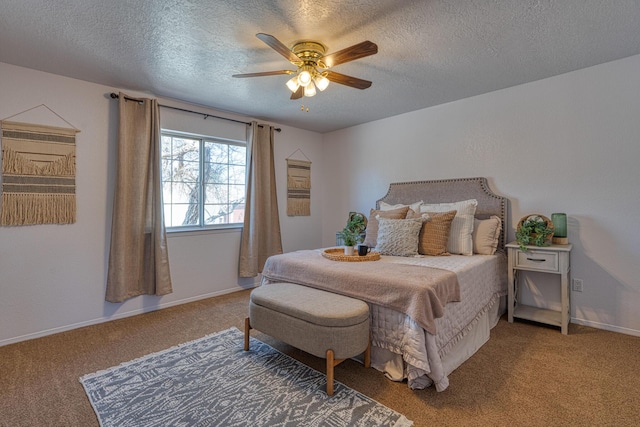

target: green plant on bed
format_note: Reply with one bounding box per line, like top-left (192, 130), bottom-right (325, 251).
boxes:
top-left (339, 212), bottom-right (367, 247)
top-left (516, 215), bottom-right (554, 251)
top-left (338, 228), bottom-right (360, 247)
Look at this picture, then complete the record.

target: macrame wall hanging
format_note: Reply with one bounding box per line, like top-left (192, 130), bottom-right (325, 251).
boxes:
top-left (286, 149), bottom-right (311, 216)
top-left (1, 105), bottom-right (80, 226)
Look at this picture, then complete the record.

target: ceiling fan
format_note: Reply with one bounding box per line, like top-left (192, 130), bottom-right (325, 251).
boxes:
top-left (232, 33), bottom-right (378, 99)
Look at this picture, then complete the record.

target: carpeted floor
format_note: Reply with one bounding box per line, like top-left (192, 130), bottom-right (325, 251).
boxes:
top-left (1, 289), bottom-right (639, 426)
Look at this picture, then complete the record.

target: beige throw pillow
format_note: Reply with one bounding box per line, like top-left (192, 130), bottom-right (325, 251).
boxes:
top-left (363, 206), bottom-right (410, 248)
top-left (375, 217), bottom-right (424, 256)
top-left (408, 209), bottom-right (457, 256)
top-left (473, 216), bottom-right (502, 255)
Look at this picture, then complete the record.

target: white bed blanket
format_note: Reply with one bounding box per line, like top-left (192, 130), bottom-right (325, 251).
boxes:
top-left (370, 253), bottom-right (507, 390)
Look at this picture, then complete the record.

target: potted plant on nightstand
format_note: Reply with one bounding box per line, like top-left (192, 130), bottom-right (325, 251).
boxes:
top-left (338, 212), bottom-right (367, 255)
top-left (516, 214), bottom-right (554, 251)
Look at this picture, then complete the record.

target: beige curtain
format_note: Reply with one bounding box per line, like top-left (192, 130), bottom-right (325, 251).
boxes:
top-left (239, 122), bottom-right (283, 277)
top-left (106, 93), bottom-right (172, 302)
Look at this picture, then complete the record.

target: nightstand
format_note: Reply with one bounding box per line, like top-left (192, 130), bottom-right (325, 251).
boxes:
top-left (506, 241), bottom-right (573, 334)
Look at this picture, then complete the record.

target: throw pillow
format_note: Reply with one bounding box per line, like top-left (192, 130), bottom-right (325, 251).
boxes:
top-left (379, 200), bottom-right (424, 212)
top-left (375, 217), bottom-right (424, 257)
top-left (362, 206), bottom-right (410, 248)
top-left (473, 215), bottom-right (502, 255)
top-left (408, 209), bottom-right (457, 256)
top-left (420, 199), bottom-right (478, 255)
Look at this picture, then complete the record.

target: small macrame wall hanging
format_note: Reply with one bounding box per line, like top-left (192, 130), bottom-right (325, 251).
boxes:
top-left (1, 105), bottom-right (80, 226)
top-left (286, 149), bottom-right (311, 216)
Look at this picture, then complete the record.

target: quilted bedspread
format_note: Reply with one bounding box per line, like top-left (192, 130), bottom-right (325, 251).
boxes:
top-left (369, 253), bottom-right (507, 390)
top-left (261, 249), bottom-right (507, 391)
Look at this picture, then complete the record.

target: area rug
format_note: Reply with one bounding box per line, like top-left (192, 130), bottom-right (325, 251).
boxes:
top-left (80, 327), bottom-right (412, 427)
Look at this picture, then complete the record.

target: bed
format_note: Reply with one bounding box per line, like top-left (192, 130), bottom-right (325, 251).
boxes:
top-left (261, 177), bottom-right (508, 391)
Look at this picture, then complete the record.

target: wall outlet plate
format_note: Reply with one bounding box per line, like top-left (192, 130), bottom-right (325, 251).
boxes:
top-left (572, 278), bottom-right (583, 292)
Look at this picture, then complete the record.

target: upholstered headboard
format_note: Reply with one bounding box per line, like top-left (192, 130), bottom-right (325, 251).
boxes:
top-left (376, 177), bottom-right (508, 251)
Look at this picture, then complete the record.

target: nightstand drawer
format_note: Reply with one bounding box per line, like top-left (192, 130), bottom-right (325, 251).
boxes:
top-left (515, 250), bottom-right (559, 272)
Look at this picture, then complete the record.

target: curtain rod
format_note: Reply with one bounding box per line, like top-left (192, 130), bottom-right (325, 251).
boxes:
top-left (109, 93), bottom-right (281, 132)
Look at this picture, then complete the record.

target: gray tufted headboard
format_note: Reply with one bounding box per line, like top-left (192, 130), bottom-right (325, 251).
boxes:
top-left (376, 177), bottom-right (508, 251)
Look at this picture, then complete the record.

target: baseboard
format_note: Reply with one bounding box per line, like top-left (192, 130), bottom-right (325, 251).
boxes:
top-left (571, 317), bottom-right (640, 337)
top-left (5, 289), bottom-right (637, 346)
top-left (0, 284), bottom-right (260, 347)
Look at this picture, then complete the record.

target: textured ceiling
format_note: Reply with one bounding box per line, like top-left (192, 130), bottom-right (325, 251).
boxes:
top-left (1, 0), bottom-right (639, 133)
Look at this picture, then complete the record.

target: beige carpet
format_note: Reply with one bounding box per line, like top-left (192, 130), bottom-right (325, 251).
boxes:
top-left (1, 289), bottom-right (639, 426)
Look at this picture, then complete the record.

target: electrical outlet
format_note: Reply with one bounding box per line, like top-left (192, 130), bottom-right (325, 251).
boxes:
top-left (572, 278), bottom-right (583, 292)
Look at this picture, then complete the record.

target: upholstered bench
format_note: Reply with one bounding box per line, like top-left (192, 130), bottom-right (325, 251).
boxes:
top-left (244, 282), bottom-right (371, 396)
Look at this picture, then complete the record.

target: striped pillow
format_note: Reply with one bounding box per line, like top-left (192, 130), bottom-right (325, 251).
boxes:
top-left (420, 199), bottom-right (478, 255)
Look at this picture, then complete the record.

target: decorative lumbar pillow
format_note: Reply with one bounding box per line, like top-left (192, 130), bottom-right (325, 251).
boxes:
top-left (408, 209), bottom-right (456, 256)
top-left (420, 199), bottom-right (478, 255)
top-left (473, 215), bottom-right (502, 255)
top-left (375, 217), bottom-right (424, 257)
top-left (362, 206), bottom-right (410, 248)
top-left (379, 200), bottom-right (423, 212)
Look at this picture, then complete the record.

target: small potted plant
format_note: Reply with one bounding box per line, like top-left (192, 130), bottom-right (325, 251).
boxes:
top-left (338, 212), bottom-right (367, 255)
top-left (338, 228), bottom-right (360, 255)
top-left (516, 214), bottom-right (555, 251)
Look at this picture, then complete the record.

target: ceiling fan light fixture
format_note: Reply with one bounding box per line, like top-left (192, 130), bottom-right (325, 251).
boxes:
top-left (286, 76), bottom-right (300, 93)
top-left (314, 73), bottom-right (330, 91)
top-left (233, 34), bottom-right (377, 99)
top-left (297, 68), bottom-right (313, 87)
top-left (304, 81), bottom-right (317, 97)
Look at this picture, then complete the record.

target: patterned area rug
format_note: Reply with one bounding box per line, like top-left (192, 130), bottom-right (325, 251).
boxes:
top-left (80, 327), bottom-right (412, 426)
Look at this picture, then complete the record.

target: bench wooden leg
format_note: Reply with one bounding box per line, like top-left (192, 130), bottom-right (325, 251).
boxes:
top-left (244, 317), bottom-right (251, 351)
top-left (326, 339), bottom-right (370, 396)
top-left (326, 349), bottom-right (347, 396)
top-left (364, 337), bottom-right (371, 368)
top-left (326, 349), bottom-right (335, 396)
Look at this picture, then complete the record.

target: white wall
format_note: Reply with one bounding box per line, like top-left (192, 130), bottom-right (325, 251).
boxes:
top-left (3, 52), bottom-right (639, 344)
top-left (0, 62), bottom-right (324, 346)
top-left (321, 54), bottom-right (640, 336)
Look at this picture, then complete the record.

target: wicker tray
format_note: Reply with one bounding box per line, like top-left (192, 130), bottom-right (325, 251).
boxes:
top-left (322, 248), bottom-right (381, 262)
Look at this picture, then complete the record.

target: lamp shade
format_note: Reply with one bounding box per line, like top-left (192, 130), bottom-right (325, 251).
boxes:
top-left (286, 76), bottom-right (300, 92)
top-left (314, 74), bottom-right (330, 91)
top-left (303, 81), bottom-right (316, 97)
top-left (298, 70), bottom-right (312, 87)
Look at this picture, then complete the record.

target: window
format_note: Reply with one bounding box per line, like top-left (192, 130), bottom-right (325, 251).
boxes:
top-left (161, 131), bottom-right (246, 229)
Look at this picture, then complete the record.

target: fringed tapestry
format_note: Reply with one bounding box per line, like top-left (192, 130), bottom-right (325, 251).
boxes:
top-left (286, 159), bottom-right (311, 216)
top-left (1, 121), bottom-right (77, 225)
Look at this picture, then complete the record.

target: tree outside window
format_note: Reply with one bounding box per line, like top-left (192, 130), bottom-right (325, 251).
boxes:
top-left (161, 133), bottom-right (246, 228)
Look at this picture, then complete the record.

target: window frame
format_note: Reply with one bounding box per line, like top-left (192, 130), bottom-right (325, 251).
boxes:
top-left (161, 129), bottom-right (247, 232)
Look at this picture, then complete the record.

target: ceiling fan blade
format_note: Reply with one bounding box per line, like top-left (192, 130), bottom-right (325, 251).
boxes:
top-left (319, 41), bottom-right (378, 68)
top-left (325, 70), bottom-right (372, 89)
top-left (290, 85), bottom-right (304, 100)
top-left (256, 33), bottom-right (303, 66)
top-left (232, 70), bottom-right (295, 78)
